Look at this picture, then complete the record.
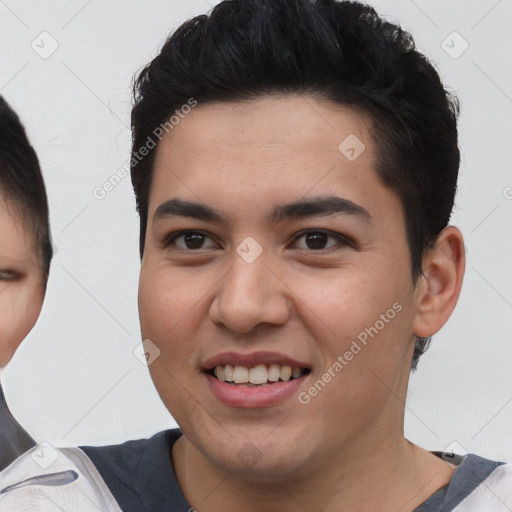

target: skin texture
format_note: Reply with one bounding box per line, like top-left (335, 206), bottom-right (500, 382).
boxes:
top-left (138, 95), bottom-right (465, 511)
top-left (0, 200), bottom-right (45, 367)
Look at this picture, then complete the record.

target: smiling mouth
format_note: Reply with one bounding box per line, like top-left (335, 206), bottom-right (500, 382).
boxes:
top-left (208, 364), bottom-right (310, 387)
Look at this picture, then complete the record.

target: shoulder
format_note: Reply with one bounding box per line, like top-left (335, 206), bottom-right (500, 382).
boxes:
top-left (80, 428), bottom-right (181, 479)
top-left (0, 443), bottom-right (122, 511)
top-left (0, 429), bottom-right (186, 512)
top-left (79, 428), bottom-right (190, 511)
top-left (0, 385), bottom-right (36, 470)
top-left (457, 455), bottom-right (512, 510)
top-left (417, 453), bottom-right (512, 512)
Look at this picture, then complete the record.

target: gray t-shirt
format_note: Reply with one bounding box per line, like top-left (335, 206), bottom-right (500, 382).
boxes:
top-left (80, 429), bottom-right (512, 511)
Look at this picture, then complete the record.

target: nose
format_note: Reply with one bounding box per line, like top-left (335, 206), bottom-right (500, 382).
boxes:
top-left (208, 251), bottom-right (291, 334)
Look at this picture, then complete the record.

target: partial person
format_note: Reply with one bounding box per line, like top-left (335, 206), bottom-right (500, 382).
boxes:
top-left (0, 95), bottom-right (53, 470)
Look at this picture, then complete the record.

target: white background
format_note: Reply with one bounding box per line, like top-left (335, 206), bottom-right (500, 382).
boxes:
top-left (1, 0), bottom-right (511, 461)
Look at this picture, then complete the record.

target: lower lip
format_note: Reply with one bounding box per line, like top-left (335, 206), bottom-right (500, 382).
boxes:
top-left (205, 373), bottom-right (307, 408)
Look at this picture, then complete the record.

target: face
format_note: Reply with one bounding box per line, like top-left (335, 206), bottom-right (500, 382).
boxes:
top-left (138, 95), bottom-right (422, 478)
top-left (0, 200), bottom-right (45, 367)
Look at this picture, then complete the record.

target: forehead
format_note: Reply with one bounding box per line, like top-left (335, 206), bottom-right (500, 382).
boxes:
top-left (148, 95), bottom-right (399, 226)
top-left (155, 95), bottom-right (373, 165)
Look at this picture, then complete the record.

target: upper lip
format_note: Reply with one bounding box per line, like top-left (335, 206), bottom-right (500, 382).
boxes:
top-left (203, 351), bottom-right (310, 371)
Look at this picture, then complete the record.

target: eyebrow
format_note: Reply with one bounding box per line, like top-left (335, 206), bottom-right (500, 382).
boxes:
top-left (153, 195), bottom-right (372, 225)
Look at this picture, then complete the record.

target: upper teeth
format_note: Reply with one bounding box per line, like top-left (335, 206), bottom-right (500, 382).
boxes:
top-left (214, 364), bottom-right (304, 385)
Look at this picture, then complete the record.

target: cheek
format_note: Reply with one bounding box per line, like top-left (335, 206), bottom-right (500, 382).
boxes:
top-left (138, 264), bottom-right (210, 355)
top-left (138, 265), bottom-right (213, 423)
top-left (293, 265), bottom-right (414, 379)
top-left (291, 266), bottom-right (391, 336)
top-left (0, 283), bottom-right (43, 366)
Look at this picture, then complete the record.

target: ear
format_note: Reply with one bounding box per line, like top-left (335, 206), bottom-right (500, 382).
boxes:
top-left (412, 226), bottom-right (466, 338)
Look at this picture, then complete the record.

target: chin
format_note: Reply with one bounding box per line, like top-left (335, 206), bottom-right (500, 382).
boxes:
top-left (189, 418), bottom-right (318, 480)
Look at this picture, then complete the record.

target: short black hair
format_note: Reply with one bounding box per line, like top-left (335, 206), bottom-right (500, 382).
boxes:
top-left (130, 0), bottom-right (460, 369)
top-left (0, 96), bottom-right (53, 281)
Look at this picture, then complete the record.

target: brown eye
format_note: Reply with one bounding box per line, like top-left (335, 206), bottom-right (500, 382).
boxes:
top-left (304, 232), bottom-right (329, 250)
top-left (291, 230), bottom-right (349, 251)
top-left (165, 231), bottom-right (218, 251)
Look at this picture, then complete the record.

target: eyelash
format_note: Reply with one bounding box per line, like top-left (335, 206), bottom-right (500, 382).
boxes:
top-left (162, 229), bottom-right (354, 252)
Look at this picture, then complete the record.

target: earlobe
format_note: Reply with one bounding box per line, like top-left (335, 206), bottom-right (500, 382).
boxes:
top-left (412, 226), bottom-right (466, 338)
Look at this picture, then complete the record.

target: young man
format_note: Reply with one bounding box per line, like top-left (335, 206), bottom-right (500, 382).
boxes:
top-left (0, 96), bottom-right (53, 470)
top-left (1, 1), bottom-right (511, 510)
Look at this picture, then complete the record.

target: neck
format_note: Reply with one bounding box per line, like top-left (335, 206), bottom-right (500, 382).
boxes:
top-left (172, 418), bottom-right (454, 512)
